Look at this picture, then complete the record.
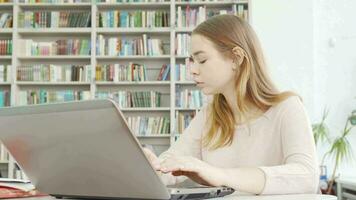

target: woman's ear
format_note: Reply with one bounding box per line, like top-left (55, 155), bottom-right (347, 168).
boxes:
top-left (231, 46), bottom-right (245, 69)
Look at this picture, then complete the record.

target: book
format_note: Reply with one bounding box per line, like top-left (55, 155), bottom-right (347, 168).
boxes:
top-left (0, 178), bottom-right (47, 199)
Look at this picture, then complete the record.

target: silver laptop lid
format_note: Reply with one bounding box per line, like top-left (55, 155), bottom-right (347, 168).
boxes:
top-left (0, 99), bottom-right (170, 199)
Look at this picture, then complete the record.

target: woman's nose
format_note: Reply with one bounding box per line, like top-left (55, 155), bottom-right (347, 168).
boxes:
top-left (190, 63), bottom-right (199, 76)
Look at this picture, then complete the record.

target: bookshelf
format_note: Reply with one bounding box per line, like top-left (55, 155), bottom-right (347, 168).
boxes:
top-left (0, 0), bottom-right (249, 179)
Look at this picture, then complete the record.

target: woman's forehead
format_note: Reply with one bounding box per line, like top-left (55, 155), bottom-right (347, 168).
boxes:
top-left (191, 35), bottom-right (217, 55)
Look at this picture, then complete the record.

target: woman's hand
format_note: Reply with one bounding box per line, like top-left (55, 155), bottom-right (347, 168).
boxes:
top-left (159, 155), bottom-right (226, 187)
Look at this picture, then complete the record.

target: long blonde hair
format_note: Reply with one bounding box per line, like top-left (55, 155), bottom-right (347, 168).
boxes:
top-left (192, 14), bottom-right (296, 150)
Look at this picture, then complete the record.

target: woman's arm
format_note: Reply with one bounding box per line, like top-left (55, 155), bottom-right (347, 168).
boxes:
top-left (160, 97), bottom-right (319, 195)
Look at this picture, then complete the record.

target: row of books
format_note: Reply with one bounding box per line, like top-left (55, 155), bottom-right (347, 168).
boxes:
top-left (17, 65), bottom-right (91, 82)
top-left (94, 63), bottom-right (170, 82)
top-left (0, 40), bottom-right (12, 56)
top-left (127, 116), bottom-right (170, 136)
top-left (98, 10), bottom-right (169, 28)
top-left (175, 88), bottom-right (203, 108)
top-left (96, 34), bottom-right (168, 56)
top-left (0, 13), bottom-right (12, 28)
top-left (19, 0), bottom-right (90, 3)
top-left (175, 111), bottom-right (196, 134)
top-left (0, 90), bottom-right (10, 107)
top-left (95, 91), bottom-right (162, 108)
top-left (175, 58), bottom-right (193, 81)
top-left (0, 65), bottom-right (10, 83)
top-left (176, 5), bottom-right (247, 27)
top-left (18, 12), bottom-right (91, 28)
top-left (95, 63), bottom-right (148, 82)
top-left (19, 39), bottom-right (91, 56)
top-left (175, 33), bottom-right (191, 56)
top-left (17, 90), bottom-right (90, 105)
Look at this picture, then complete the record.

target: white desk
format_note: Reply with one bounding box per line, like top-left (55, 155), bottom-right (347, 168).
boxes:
top-left (337, 177), bottom-right (356, 200)
top-left (19, 194), bottom-right (337, 200)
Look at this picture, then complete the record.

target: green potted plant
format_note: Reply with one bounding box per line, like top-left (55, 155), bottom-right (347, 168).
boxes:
top-left (313, 108), bottom-right (356, 194)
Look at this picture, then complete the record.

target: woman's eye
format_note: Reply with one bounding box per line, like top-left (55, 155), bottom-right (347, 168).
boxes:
top-left (189, 57), bottom-right (194, 62)
top-left (199, 60), bottom-right (207, 64)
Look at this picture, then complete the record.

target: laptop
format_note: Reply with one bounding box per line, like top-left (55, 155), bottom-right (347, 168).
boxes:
top-left (0, 99), bottom-right (234, 199)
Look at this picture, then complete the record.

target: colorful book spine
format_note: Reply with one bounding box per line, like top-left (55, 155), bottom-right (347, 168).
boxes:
top-left (0, 39), bottom-right (12, 55)
top-left (97, 34), bottom-right (168, 56)
top-left (98, 10), bottom-right (169, 28)
top-left (18, 11), bottom-right (91, 28)
top-left (175, 87), bottom-right (204, 108)
top-left (18, 90), bottom-right (91, 105)
top-left (95, 90), bottom-right (162, 108)
top-left (156, 64), bottom-right (170, 81)
top-left (175, 33), bottom-right (191, 56)
top-left (0, 90), bottom-right (10, 107)
top-left (17, 65), bottom-right (91, 82)
top-left (96, 63), bottom-right (147, 82)
top-left (0, 13), bottom-right (13, 28)
top-left (19, 39), bottom-right (91, 56)
top-left (175, 58), bottom-right (193, 81)
top-left (175, 111), bottom-right (196, 134)
top-left (127, 116), bottom-right (170, 136)
top-left (0, 65), bottom-right (11, 82)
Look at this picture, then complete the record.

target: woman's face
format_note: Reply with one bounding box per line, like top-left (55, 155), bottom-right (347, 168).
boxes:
top-left (190, 34), bottom-right (236, 95)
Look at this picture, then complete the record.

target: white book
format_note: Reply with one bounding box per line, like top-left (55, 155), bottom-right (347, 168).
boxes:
top-left (0, 144), bottom-right (7, 161)
top-left (177, 6), bottom-right (182, 28)
top-left (143, 34), bottom-right (148, 56)
top-left (0, 178), bottom-right (34, 192)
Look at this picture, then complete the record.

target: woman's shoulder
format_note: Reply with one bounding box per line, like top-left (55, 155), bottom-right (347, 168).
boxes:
top-left (267, 95), bottom-right (305, 118)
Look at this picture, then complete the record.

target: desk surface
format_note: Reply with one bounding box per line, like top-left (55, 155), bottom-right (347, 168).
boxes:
top-left (19, 194), bottom-right (337, 200)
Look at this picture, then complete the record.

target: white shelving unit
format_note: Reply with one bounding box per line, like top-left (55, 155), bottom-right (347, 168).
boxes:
top-left (0, 0), bottom-right (249, 179)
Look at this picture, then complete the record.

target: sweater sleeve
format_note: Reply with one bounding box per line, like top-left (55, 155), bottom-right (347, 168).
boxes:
top-left (259, 97), bottom-right (320, 194)
top-left (157, 106), bottom-right (208, 185)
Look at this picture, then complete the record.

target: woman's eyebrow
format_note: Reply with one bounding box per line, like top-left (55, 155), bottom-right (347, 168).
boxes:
top-left (192, 51), bottom-right (206, 56)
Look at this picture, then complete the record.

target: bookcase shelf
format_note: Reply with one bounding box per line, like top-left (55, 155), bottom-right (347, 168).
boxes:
top-left (175, 1), bottom-right (247, 7)
top-left (16, 81), bottom-right (91, 86)
top-left (17, 28), bottom-right (92, 35)
top-left (97, 28), bottom-right (171, 34)
top-left (0, 0), bottom-right (249, 179)
top-left (0, 56), bottom-right (12, 60)
top-left (0, 3), bottom-right (13, 8)
top-left (18, 3), bottom-right (91, 8)
top-left (0, 29), bottom-right (13, 34)
top-left (96, 2), bottom-right (171, 9)
top-left (96, 55), bottom-right (171, 60)
top-left (17, 56), bottom-right (92, 60)
top-left (96, 81), bottom-right (170, 86)
top-left (121, 107), bottom-right (171, 112)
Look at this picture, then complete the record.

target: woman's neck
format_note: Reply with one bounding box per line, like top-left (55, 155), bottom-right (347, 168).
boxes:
top-left (222, 91), bottom-right (264, 125)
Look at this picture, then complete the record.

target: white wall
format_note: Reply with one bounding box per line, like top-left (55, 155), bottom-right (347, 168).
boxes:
top-left (251, 0), bottom-right (356, 178)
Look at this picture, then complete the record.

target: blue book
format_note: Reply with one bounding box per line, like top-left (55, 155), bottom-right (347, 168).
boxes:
top-left (0, 91), bottom-right (4, 107)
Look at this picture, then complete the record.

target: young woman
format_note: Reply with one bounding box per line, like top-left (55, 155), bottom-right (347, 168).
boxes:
top-left (144, 14), bottom-right (319, 195)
